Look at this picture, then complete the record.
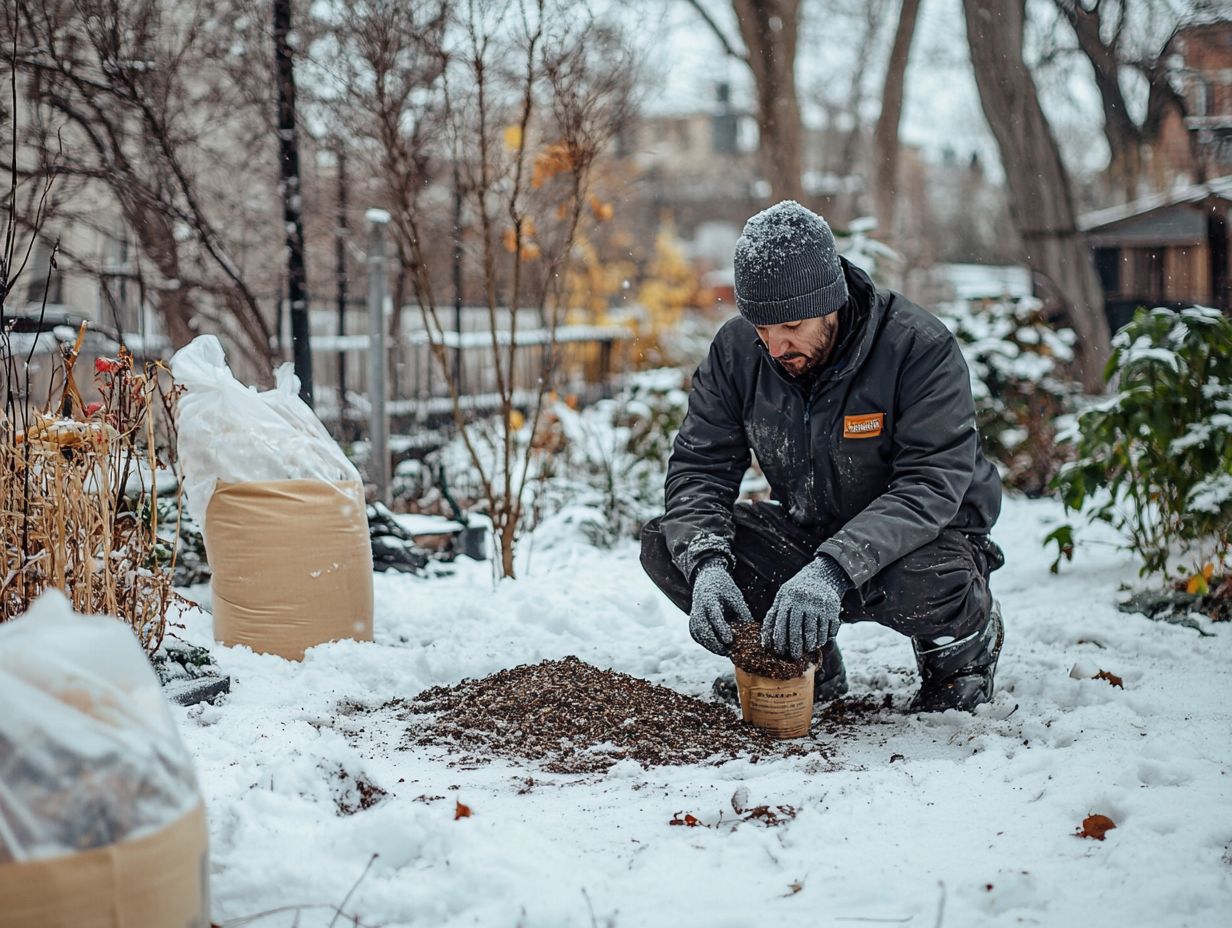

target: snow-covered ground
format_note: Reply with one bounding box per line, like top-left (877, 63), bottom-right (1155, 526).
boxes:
top-left (175, 496), bottom-right (1232, 927)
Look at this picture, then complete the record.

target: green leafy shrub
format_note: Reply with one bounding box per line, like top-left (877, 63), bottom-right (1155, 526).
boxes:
top-left (937, 297), bottom-right (1082, 495)
top-left (1051, 306), bottom-right (1232, 578)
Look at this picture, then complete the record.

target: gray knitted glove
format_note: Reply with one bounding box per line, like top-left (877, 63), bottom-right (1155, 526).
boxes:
top-left (689, 558), bottom-right (754, 656)
top-left (762, 555), bottom-right (852, 660)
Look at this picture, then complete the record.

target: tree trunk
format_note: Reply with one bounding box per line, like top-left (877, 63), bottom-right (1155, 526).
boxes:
top-left (962, 0), bottom-right (1111, 391)
top-left (273, 0), bottom-right (314, 406)
top-left (734, 0), bottom-right (804, 203)
top-left (873, 0), bottom-right (922, 250)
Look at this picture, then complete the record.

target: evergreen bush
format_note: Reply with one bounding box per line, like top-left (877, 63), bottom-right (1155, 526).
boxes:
top-left (1050, 306), bottom-right (1232, 580)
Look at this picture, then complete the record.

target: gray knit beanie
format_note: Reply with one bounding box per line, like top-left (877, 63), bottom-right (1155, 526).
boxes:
top-left (733, 201), bottom-right (848, 325)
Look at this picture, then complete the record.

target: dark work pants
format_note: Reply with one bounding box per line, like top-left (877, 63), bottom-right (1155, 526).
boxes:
top-left (640, 501), bottom-right (998, 642)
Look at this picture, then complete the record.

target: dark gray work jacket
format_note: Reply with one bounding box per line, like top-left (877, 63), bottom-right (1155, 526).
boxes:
top-left (662, 258), bottom-right (1002, 587)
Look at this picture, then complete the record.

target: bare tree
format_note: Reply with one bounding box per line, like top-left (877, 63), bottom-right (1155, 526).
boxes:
top-left (685, 0), bottom-right (804, 202)
top-left (963, 0), bottom-right (1111, 392)
top-left (314, 0), bottom-right (449, 343)
top-left (7, 0), bottom-right (279, 374)
top-left (1049, 0), bottom-right (1193, 200)
top-left (872, 0), bottom-right (922, 247)
top-left (333, 0), bottom-right (633, 576)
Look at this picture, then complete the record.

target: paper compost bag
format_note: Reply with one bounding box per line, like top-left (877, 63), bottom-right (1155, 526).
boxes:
top-left (0, 591), bottom-right (209, 928)
top-left (171, 336), bottom-right (373, 659)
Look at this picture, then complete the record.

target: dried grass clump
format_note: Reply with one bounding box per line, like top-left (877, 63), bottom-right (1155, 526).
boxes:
top-left (1, 325), bottom-right (186, 651)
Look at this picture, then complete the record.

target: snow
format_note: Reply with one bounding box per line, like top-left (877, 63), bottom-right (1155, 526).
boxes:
top-left (168, 495), bottom-right (1232, 927)
top-left (1187, 472), bottom-right (1232, 515)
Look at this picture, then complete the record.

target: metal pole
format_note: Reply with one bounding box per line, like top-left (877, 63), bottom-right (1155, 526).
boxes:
top-left (336, 147), bottom-right (349, 432)
top-left (366, 209), bottom-right (390, 505)
top-left (452, 163), bottom-right (464, 396)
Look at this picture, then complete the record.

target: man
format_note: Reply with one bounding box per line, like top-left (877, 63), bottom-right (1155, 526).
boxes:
top-left (640, 201), bottom-right (1004, 712)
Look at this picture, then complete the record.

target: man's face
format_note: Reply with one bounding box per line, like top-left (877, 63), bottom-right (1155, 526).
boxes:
top-left (755, 313), bottom-right (841, 377)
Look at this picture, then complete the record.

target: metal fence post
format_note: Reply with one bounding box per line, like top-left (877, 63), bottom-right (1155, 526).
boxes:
top-left (366, 209), bottom-right (390, 505)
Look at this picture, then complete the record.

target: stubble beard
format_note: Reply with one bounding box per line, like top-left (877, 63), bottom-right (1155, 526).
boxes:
top-left (780, 316), bottom-right (840, 377)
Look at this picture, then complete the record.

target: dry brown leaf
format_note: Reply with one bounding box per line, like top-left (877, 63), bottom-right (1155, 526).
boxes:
top-left (1075, 813), bottom-right (1116, 840)
top-left (669, 812), bottom-right (702, 827)
top-left (454, 800), bottom-right (472, 820)
top-left (1094, 670), bottom-right (1124, 689)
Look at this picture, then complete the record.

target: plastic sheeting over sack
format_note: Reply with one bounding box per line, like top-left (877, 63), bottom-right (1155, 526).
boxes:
top-left (170, 334), bottom-right (360, 525)
top-left (0, 591), bottom-right (202, 863)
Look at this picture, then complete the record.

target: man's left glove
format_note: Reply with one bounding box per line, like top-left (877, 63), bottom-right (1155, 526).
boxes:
top-left (762, 555), bottom-right (852, 660)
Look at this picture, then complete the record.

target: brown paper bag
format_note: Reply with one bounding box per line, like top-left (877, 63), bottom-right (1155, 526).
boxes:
top-left (205, 479), bottom-right (374, 660)
top-left (0, 803), bottom-right (209, 928)
top-left (734, 665), bottom-right (816, 739)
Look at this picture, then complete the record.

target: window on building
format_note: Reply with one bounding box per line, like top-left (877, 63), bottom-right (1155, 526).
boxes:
top-left (1094, 247), bottom-right (1121, 296)
top-left (25, 236), bottom-right (63, 307)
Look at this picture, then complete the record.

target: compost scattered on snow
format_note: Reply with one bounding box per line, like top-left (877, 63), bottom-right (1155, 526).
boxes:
top-left (398, 656), bottom-right (820, 773)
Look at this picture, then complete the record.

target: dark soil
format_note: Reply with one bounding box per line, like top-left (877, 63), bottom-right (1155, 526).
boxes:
top-left (396, 656), bottom-right (823, 773)
top-left (331, 766), bottom-right (388, 815)
top-left (729, 622), bottom-right (817, 679)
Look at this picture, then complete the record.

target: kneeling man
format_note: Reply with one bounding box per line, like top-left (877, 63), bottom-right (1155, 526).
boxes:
top-left (641, 202), bottom-right (1004, 712)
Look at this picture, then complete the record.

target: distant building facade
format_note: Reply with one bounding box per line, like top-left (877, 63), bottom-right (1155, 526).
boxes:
top-left (1156, 14), bottom-right (1232, 185)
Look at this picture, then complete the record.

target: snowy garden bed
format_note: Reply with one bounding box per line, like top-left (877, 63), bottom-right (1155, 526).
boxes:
top-left (174, 494), bottom-right (1232, 927)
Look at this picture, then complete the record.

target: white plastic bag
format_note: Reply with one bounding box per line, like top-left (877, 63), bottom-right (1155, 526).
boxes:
top-left (171, 334), bottom-right (360, 521)
top-left (0, 592), bottom-right (201, 863)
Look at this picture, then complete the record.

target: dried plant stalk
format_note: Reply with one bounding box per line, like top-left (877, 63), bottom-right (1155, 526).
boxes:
top-left (1, 332), bottom-right (185, 652)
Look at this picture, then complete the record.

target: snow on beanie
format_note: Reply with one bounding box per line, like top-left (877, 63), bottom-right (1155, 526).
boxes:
top-left (733, 200), bottom-right (848, 326)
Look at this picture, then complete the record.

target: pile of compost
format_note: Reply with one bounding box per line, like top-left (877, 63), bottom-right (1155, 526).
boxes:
top-left (401, 656), bottom-right (819, 773)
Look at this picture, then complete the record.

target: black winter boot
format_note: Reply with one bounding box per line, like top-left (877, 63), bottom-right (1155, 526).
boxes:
top-left (712, 640), bottom-right (848, 705)
top-left (909, 599), bottom-right (1003, 713)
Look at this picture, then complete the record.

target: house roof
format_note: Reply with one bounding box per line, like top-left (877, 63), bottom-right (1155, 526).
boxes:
top-left (1079, 176), bottom-right (1232, 235)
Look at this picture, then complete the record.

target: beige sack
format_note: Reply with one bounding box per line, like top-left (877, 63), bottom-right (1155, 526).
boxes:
top-left (205, 479), bottom-right (374, 660)
top-left (0, 803), bottom-right (209, 928)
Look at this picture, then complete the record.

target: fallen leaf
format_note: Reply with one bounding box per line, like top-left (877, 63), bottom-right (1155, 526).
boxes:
top-left (1075, 813), bottom-right (1116, 840)
top-left (454, 800), bottom-right (472, 820)
top-left (1094, 670), bottom-right (1124, 689)
top-left (784, 881), bottom-right (804, 897)
top-left (669, 812), bottom-right (702, 827)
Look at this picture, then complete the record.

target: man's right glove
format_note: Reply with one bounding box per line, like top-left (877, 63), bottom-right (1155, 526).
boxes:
top-left (689, 558), bottom-right (754, 656)
top-left (762, 554), bottom-right (851, 660)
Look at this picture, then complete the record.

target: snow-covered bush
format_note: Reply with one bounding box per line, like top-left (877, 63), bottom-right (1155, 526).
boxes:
top-left (532, 369), bottom-right (688, 543)
top-left (1052, 306), bottom-right (1232, 579)
top-left (835, 217), bottom-right (900, 287)
top-left (421, 370), bottom-right (688, 547)
top-left (936, 297), bottom-right (1082, 495)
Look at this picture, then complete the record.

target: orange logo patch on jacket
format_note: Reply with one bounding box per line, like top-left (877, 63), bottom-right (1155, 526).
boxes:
top-left (843, 412), bottom-right (885, 439)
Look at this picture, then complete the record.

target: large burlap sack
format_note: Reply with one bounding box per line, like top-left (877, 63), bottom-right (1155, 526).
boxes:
top-left (205, 479), bottom-right (374, 660)
top-left (0, 592), bottom-right (210, 927)
top-left (171, 336), bottom-right (374, 659)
